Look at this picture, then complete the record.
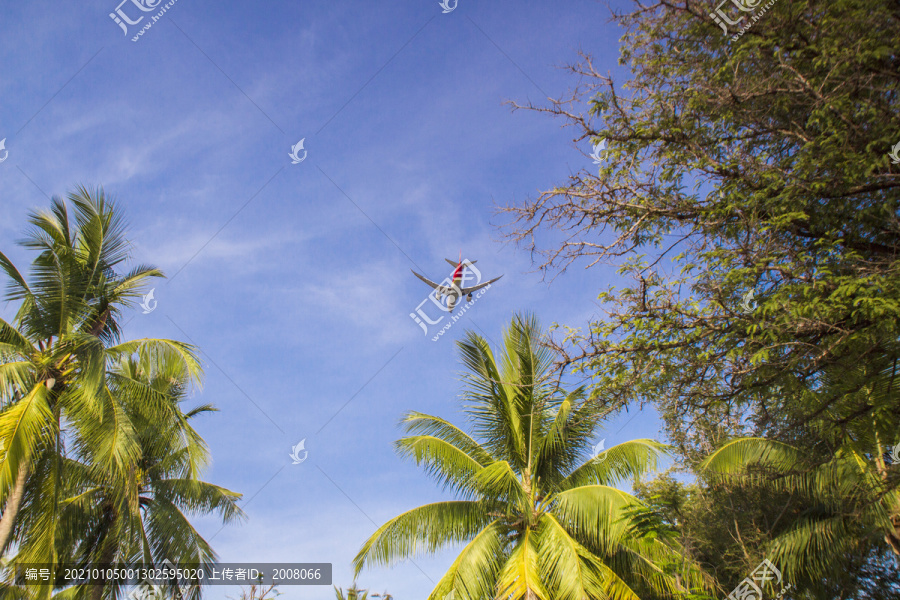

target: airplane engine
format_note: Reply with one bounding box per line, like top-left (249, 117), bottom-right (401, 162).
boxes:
top-left (467, 293), bottom-right (473, 302)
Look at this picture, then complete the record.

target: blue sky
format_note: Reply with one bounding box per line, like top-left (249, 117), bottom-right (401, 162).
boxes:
top-left (0, 0), bottom-right (665, 597)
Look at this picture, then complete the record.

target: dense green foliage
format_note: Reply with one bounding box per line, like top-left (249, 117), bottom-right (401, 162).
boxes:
top-left (500, 0), bottom-right (900, 595)
top-left (503, 0), bottom-right (900, 448)
top-left (4, 1), bottom-right (898, 597)
top-left (703, 438), bottom-right (899, 585)
top-left (633, 474), bottom-right (900, 599)
top-left (354, 315), bottom-right (707, 600)
top-left (0, 189), bottom-right (242, 599)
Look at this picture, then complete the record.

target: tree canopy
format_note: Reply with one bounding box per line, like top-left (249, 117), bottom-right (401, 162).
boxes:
top-left (0, 189), bottom-right (242, 599)
top-left (502, 0), bottom-right (900, 455)
top-left (500, 0), bottom-right (900, 594)
top-left (354, 315), bottom-right (706, 600)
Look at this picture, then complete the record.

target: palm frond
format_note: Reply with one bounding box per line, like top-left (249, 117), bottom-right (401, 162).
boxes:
top-left (701, 437), bottom-right (805, 477)
top-left (561, 440), bottom-right (668, 490)
top-left (394, 435), bottom-right (486, 497)
top-left (551, 484), bottom-right (640, 554)
top-left (426, 521), bottom-right (505, 600)
top-left (495, 528), bottom-right (549, 600)
top-left (0, 251), bottom-right (31, 302)
top-left (537, 513), bottom-right (608, 600)
top-left (353, 502), bottom-right (494, 574)
top-left (0, 384), bottom-right (53, 501)
top-left (399, 412), bottom-right (494, 465)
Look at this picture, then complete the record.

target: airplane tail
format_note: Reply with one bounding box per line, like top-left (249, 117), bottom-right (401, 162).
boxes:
top-left (445, 258), bottom-right (476, 267)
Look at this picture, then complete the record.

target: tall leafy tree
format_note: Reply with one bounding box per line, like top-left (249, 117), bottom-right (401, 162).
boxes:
top-left (0, 188), bottom-right (241, 599)
top-left (353, 315), bottom-right (706, 600)
top-left (499, 0), bottom-right (900, 451)
top-left (52, 354), bottom-right (242, 600)
top-left (499, 5), bottom-right (900, 589)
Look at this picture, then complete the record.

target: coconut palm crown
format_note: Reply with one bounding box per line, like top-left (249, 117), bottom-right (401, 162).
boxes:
top-left (354, 314), bottom-right (705, 600)
top-left (0, 188), bottom-right (242, 599)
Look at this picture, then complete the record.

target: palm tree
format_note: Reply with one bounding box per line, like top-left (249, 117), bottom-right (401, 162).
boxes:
top-left (702, 436), bottom-right (900, 587)
top-left (353, 314), bottom-right (706, 600)
top-left (334, 583), bottom-right (368, 600)
top-left (0, 188), bottom-right (241, 598)
top-left (50, 354), bottom-right (243, 600)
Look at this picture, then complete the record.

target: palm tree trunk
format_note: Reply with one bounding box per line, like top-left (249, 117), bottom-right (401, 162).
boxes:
top-left (86, 306), bottom-right (110, 337)
top-left (90, 506), bottom-right (119, 600)
top-left (0, 465), bottom-right (29, 555)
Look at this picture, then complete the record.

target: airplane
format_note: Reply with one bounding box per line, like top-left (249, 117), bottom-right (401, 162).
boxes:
top-left (411, 257), bottom-right (503, 313)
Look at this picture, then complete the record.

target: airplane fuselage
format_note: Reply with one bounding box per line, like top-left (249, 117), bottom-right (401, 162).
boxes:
top-left (439, 268), bottom-right (465, 312)
top-left (411, 257), bottom-right (501, 315)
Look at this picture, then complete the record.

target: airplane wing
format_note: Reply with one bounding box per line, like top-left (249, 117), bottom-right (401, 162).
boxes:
top-left (411, 270), bottom-right (446, 290)
top-left (460, 275), bottom-right (503, 295)
top-left (445, 258), bottom-right (477, 267)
